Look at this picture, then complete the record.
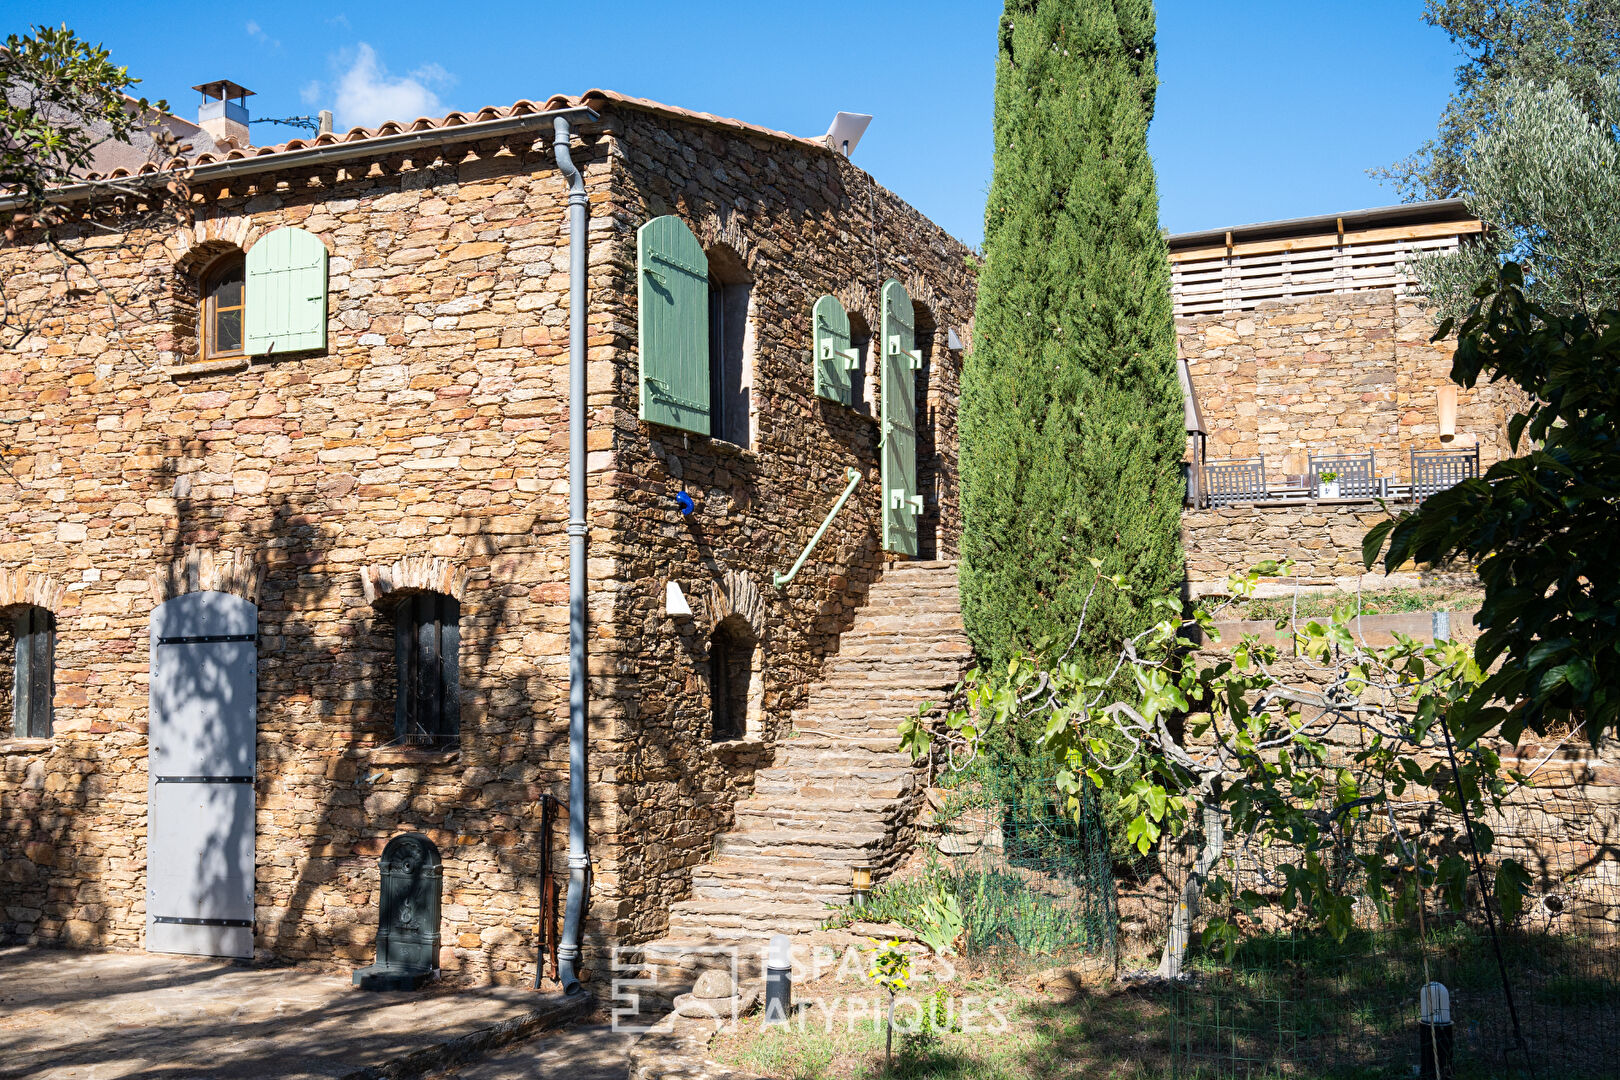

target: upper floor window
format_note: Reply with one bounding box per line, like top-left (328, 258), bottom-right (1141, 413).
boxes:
top-left (707, 247), bottom-right (753, 447)
top-left (5, 605), bottom-right (54, 739)
top-left (393, 592), bottom-right (460, 747)
top-left (202, 255), bottom-right (246, 360)
top-left (634, 215), bottom-right (755, 445)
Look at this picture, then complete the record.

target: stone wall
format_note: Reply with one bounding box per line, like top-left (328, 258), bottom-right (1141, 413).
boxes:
top-left (0, 102), bottom-right (973, 985)
top-left (1179, 289), bottom-right (1525, 477)
top-left (0, 133), bottom-right (596, 981)
top-left (1183, 499), bottom-right (1405, 595)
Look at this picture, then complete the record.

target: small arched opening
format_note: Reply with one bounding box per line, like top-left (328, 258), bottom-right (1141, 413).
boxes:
top-left (707, 614), bottom-right (759, 743)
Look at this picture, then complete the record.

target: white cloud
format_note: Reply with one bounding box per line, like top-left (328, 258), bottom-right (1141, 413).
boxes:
top-left (334, 43), bottom-right (451, 129)
top-left (299, 80), bottom-right (323, 106)
top-left (245, 20), bottom-right (280, 48)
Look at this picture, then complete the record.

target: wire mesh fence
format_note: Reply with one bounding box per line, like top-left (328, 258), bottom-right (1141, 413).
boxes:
top-left (1164, 751), bottom-right (1620, 1079)
top-left (929, 752), bottom-right (1119, 968)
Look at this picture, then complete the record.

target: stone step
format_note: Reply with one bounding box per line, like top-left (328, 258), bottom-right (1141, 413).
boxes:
top-left (789, 712), bottom-right (936, 733)
top-left (717, 828), bottom-right (887, 861)
top-left (761, 747), bottom-right (914, 772)
top-left (835, 631), bottom-right (970, 651)
top-left (775, 732), bottom-right (906, 753)
top-left (825, 657), bottom-right (967, 677)
top-left (638, 936), bottom-right (768, 988)
top-left (668, 898), bottom-right (833, 929)
top-left (734, 800), bottom-right (901, 831)
top-left (850, 605), bottom-right (963, 625)
top-left (690, 873), bottom-right (851, 903)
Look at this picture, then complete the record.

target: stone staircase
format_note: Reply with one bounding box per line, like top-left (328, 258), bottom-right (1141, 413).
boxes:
top-left (638, 559), bottom-right (971, 994)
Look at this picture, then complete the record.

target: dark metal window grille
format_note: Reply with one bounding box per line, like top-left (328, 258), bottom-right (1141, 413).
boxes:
top-left (709, 622), bottom-right (749, 743)
top-left (1411, 446), bottom-right (1480, 503)
top-left (12, 605), bottom-right (53, 739)
top-left (394, 592), bottom-right (459, 746)
top-left (1309, 452), bottom-right (1377, 499)
top-left (1203, 457), bottom-right (1267, 507)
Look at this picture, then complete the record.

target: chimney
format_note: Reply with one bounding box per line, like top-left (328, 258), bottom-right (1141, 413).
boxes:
top-left (192, 80), bottom-right (255, 149)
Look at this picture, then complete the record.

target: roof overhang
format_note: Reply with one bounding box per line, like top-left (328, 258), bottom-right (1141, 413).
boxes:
top-left (1167, 197), bottom-right (1475, 253)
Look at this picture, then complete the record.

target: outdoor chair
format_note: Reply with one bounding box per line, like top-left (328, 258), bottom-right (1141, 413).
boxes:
top-left (1308, 452), bottom-right (1377, 499)
top-left (1410, 446), bottom-right (1480, 502)
top-left (1203, 456), bottom-right (1267, 507)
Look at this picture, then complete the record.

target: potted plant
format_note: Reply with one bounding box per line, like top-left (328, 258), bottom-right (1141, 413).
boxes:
top-left (1318, 470), bottom-right (1340, 499)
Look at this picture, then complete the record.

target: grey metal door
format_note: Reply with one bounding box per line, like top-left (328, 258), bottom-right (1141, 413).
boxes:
top-left (147, 590), bottom-right (257, 959)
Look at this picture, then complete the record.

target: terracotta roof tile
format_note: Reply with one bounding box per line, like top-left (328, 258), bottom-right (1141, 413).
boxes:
top-left (77, 90), bottom-right (833, 181)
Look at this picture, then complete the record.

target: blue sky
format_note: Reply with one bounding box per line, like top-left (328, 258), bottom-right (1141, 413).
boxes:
top-left (11, 0), bottom-right (1463, 244)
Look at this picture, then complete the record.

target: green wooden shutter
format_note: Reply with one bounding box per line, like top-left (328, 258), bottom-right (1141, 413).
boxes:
top-left (638, 216), bottom-right (711, 435)
top-left (880, 279), bottom-right (921, 556)
top-left (812, 294), bottom-right (857, 405)
top-left (244, 227), bottom-right (328, 356)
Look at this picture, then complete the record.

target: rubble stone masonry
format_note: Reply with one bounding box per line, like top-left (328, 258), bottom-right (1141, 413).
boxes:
top-left (1177, 288), bottom-right (1529, 596)
top-left (0, 102), bottom-right (974, 986)
top-left (1179, 289), bottom-right (1523, 476)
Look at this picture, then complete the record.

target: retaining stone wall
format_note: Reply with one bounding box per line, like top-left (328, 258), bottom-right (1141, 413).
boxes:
top-left (1182, 499), bottom-right (1418, 596)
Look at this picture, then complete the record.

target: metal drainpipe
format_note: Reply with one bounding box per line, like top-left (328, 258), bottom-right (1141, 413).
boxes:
top-left (552, 114), bottom-right (591, 996)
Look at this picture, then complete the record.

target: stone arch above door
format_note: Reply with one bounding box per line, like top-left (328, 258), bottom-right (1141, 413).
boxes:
top-left (150, 549), bottom-right (265, 607)
top-left (358, 555), bottom-right (465, 607)
top-left (0, 569), bottom-right (65, 613)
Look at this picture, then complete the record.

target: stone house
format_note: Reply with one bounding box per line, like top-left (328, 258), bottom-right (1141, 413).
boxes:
top-left (1170, 199), bottom-right (1524, 596)
top-left (0, 87), bottom-right (975, 987)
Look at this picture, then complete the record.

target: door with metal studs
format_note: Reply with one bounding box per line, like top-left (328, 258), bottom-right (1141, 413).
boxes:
top-left (146, 590), bottom-right (258, 959)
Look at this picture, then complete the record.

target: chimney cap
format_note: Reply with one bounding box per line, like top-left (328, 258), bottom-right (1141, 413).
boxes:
top-left (191, 80), bottom-right (256, 102)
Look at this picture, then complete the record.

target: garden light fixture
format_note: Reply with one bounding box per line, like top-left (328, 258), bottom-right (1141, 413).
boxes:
top-left (764, 933), bottom-right (793, 1025)
top-left (851, 864), bottom-right (873, 908)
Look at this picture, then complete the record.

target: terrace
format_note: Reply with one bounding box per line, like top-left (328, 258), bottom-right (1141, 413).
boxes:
top-left (1188, 445), bottom-right (1481, 508)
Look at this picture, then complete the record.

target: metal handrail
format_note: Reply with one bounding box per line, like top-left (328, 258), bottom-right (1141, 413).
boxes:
top-left (773, 468), bottom-right (863, 587)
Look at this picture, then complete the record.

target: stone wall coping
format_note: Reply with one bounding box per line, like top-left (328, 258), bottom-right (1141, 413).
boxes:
top-left (0, 738), bottom-right (53, 755)
top-left (1198, 496), bottom-right (1385, 511)
top-left (361, 746), bottom-right (462, 766)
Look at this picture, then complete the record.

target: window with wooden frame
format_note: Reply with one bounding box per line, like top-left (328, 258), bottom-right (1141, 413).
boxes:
top-left (201, 254), bottom-right (246, 360)
top-left (393, 592), bottom-right (460, 747)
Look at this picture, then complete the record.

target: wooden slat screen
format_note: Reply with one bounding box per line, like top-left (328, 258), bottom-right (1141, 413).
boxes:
top-left (1170, 229), bottom-right (1471, 317)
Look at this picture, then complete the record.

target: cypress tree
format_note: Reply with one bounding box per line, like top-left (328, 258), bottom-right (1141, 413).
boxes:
top-left (959, 0), bottom-right (1184, 670)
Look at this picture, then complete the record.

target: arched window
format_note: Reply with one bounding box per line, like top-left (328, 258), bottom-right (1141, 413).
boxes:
top-left (4, 605), bottom-right (54, 739)
top-left (393, 592), bottom-right (460, 747)
top-left (706, 246), bottom-right (753, 446)
top-left (201, 254), bottom-right (246, 360)
top-left (708, 616), bottom-right (756, 743)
